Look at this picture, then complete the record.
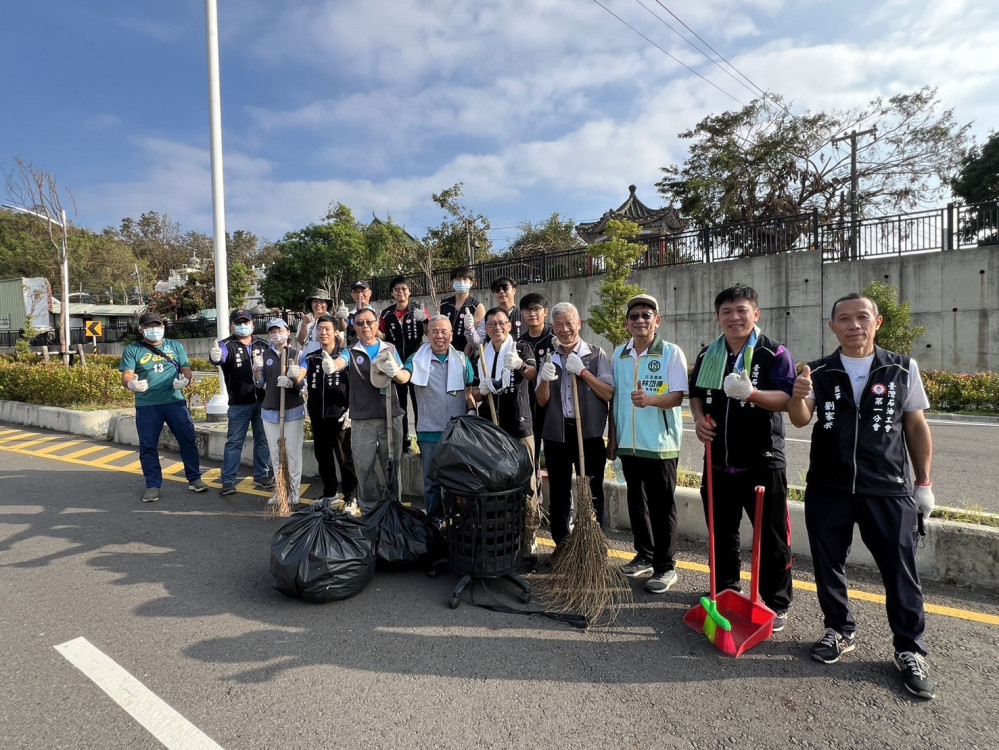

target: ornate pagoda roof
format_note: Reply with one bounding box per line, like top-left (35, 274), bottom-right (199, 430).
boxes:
top-left (576, 185), bottom-right (684, 244)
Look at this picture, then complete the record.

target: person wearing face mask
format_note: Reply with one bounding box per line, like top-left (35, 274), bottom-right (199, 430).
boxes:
top-left (439, 266), bottom-right (485, 353)
top-left (378, 276), bottom-right (427, 453)
top-left (209, 309), bottom-right (273, 496)
top-left (253, 319), bottom-right (308, 506)
top-left (119, 311), bottom-right (206, 503)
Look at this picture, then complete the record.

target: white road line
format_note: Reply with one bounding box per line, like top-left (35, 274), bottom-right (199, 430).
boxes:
top-left (54, 637), bottom-right (223, 750)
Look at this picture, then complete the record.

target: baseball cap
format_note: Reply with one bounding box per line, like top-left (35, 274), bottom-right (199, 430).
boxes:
top-left (230, 308), bottom-right (253, 323)
top-left (626, 294), bottom-right (659, 314)
top-left (266, 318), bottom-right (289, 330)
top-left (351, 281), bottom-right (370, 291)
top-left (139, 311), bottom-right (165, 327)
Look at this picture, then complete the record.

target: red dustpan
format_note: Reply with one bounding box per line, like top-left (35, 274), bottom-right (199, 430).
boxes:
top-left (684, 439), bottom-right (775, 656)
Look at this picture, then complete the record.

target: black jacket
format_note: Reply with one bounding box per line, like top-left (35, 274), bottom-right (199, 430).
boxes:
top-left (689, 332), bottom-right (794, 470)
top-left (806, 347), bottom-right (915, 496)
top-left (216, 337), bottom-right (268, 406)
top-left (304, 347), bottom-right (349, 421)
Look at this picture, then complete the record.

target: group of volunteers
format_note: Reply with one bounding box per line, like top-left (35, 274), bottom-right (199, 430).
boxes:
top-left (118, 274), bottom-right (937, 700)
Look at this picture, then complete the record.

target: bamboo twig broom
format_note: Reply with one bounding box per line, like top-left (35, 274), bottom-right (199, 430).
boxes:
top-left (265, 346), bottom-right (293, 519)
top-left (536, 368), bottom-right (630, 626)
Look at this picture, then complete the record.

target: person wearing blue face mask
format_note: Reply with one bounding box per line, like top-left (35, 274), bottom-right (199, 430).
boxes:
top-left (439, 266), bottom-right (485, 353)
top-left (209, 309), bottom-right (273, 496)
top-left (120, 311), bottom-right (206, 503)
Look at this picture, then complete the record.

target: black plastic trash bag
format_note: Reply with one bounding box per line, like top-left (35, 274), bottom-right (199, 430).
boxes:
top-left (364, 498), bottom-right (447, 571)
top-left (270, 499), bottom-right (376, 603)
top-left (432, 414), bottom-right (534, 495)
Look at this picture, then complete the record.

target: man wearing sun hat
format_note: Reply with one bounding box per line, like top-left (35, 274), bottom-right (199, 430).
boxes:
top-left (607, 293), bottom-right (688, 594)
top-left (119, 310), bottom-right (206, 503)
top-left (209, 309), bottom-right (272, 496)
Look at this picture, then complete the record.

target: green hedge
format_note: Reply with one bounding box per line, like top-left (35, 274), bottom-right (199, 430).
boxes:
top-left (922, 371), bottom-right (999, 414)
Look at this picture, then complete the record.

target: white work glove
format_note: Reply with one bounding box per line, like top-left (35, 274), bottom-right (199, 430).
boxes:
top-left (209, 339), bottom-right (223, 363)
top-left (478, 376), bottom-right (495, 395)
top-left (413, 306), bottom-right (428, 323)
top-left (276, 375), bottom-right (295, 388)
top-left (462, 312), bottom-right (475, 332)
top-left (337, 302), bottom-right (349, 320)
top-left (914, 483), bottom-right (935, 518)
top-left (251, 351), bottom-right (264, 372)
top-left (723, 370), bottom-right (755, 401)
top-left (287, 363), bottom-right (303, 380)
top-left (127, 378), bottom-right (149, 393)
top-left (375, 352), bottom-right (401, 378)
top-left (321, 349), bottom-right (336, 374)
top-left (565, 352), bottom-right (584, 377)
top-left (539, 358), bottom-right (558, 382)
top-left (503, 349), bottom-right (523, 371)
top-left (172, 375), bottom-right (190, 390)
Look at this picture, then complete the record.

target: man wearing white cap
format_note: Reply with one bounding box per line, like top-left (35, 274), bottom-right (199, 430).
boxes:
top-left (253, 318), bottom-right (307, 506)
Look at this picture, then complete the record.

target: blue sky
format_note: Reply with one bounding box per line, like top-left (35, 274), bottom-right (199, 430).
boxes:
top-left (3, 0), bottom-right (998, 252)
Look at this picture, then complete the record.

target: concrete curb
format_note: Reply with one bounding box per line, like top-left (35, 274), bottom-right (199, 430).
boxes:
top-left (3, 399), bottom-right (997, 591)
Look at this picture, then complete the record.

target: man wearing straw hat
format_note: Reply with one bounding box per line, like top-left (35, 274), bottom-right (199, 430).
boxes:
top-left (535, 302), bottom-right (614, 547)
top-left (607, 294), bottom-right (688, 594)
top-left (253, 318), bottom-right (307, 507)
top-left (326, 307), bottom-right (409, 510)
top-left (403, 314), bottom-right (476, 526)
top-left (688, 283), bottom-right (796, 633)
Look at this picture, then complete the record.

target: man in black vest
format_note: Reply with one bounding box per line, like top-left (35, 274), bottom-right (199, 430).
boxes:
top-left (689, 284), bottom-right (796, 631)
top-left (439, 266), bottom-right (486, 353)
top-left (378, 276), bottom-right (426, 453)
top-left (536, 302), bottom-right (614, 546)
top-left (303, 315), bottom-right (357, 504)
top-left (788, 293), bottom-right (936, 700)
top-left (209, 309), bottom-right (272, 495)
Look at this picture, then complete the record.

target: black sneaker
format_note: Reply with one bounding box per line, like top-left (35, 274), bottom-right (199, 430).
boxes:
top-left (810, 628), bottom-right (856, 664)
top-left (254, 476), bottom-right (275, 490)
top-left (772, 610), bottom-right (788, 633)
top-left (621, 555), bottom-right (654, 577)
top-left (220, 483), bottom-right (237, 496)
top-left (895, 651), bottom-right (936, 699)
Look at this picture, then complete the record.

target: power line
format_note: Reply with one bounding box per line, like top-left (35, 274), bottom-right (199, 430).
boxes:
top-left (588, 0), bottom-right (745, 107)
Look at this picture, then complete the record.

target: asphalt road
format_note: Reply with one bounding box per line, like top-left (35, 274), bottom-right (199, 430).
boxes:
top-left (1, 441), bottom-right (998, 749)
top-left (677, 414), bottom-right (999, 515)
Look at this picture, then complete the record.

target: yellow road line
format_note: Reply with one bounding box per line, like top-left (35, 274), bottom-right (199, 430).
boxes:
top-left (90, 449), bottom-right (134, 466)
top-left (0, 428), bottom-right (21, 436)
top-left (0, 431), bottom-right (38, 444)
top-left (8, 436), bottom-right (62, 450)
top-left (121, 460), bottom-right (144, 471)
top-left (61, 445), bottom-right (109, 460)
top-left (535, 538), bottom-right (999, 627)
top-left (200, 468), bottom-right (222, 482)
top-left (34, 440), bottom-right (82, 455)
top-left (161, 462), bottom-right (186, 475)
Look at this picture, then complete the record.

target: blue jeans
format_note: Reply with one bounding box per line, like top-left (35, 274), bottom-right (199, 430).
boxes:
top-left (419, 440), bottom-right (443, 521)
top-left (135, 401), bottom-right (202, 488)
top-left (221, 402), bottom-right (270, 485)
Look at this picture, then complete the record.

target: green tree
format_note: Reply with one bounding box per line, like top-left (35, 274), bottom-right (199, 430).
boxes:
top-left (110, 211), bottom-right (189, 287)
top-left (860, 281), bottom-right (926, 355)
top-left (260, 204), bottom-right (382, 309)
top-left (149, 261), bottom-right (252, 319)
top-left (952, 131), bottom-right (999, 244)
top-left (587, 220), bottom-right (646, 347)
top-left (422, 183), bottom-right (492, 271)
top-left (506, 213), bottom-right (580, 258)
top-left (658, 87), bottom-right (971, 227)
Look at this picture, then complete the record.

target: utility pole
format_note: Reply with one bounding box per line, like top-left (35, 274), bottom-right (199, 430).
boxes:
top-left (465, 219), bottom-right (474, 266)
top-left (832, 127), bottom-right (877, 260)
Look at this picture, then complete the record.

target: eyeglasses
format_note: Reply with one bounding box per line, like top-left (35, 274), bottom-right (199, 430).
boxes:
top-left (392, 287), bottom-right (409, 293)
top-left (486, 321), bottom-right (510, 329)
top-left (522, 306), bottom-right (545, 314)
top-left (628, 312), bottom-right (655, 321)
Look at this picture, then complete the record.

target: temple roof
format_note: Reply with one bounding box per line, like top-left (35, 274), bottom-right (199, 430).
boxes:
top-left (576, 185), bottom-right (684, 243)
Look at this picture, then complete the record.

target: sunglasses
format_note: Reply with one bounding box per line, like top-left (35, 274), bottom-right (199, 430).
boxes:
top-left (628, 312), bottom-right (655, 321)
top-left (494, 284), bottom-right (512, 292)
top-left (354, 320), bottom-right (377, 327)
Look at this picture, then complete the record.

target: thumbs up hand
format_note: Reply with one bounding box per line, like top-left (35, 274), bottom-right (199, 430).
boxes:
top-left (209, 339), bottom-right (223, 363)
top-left (337, 301), bottom-right (349, 320)
top-left (631, 381), bottom-right (651, 408)
top-left (322, 349), bottom-right (336, 374)
top-left (538, 352), bottom-right (558, 382)
top-left (793, 364), bottom-right (813, 399)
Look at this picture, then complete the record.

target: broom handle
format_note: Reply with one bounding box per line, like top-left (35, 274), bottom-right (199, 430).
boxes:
top-left (479, 344), bottom-right (499, 425)
top-left (570, 372), bottom-right (586, 478)
top-left (750, 485), bottom-right (765, 604)
top-left (279, 347), bottom-right (288, 441)
top-left (705, 428), bottom-right (716, 600)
